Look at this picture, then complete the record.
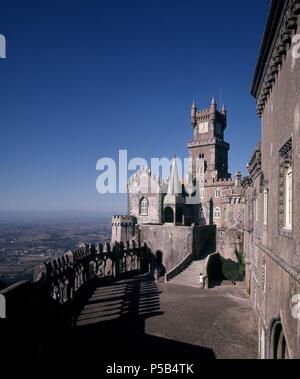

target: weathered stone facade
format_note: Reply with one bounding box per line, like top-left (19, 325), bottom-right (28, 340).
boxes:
top-left (111, 99), bottom-right (245, 273)
top-left (245, 0), bottom-right (300, 359)
top-left (127, 168), bottom-right (164, 225)
top-left (111, 215), bottom-right (137, 243)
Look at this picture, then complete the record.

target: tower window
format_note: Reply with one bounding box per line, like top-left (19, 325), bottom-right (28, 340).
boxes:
top-left (140, 198), bottom-right (149, 216)
top-left (215, 189), bottom-right (221, 198)
top-left (279, 138), bottom-right (293, 231)
top-left (255, 198), bottom-right (259, 222)
top-left (262, 257), bottom-right (267, 293)
top-left (263, 189), bottom-right (268, 226)
top-left (214, 207), bottom-right (221, 219)
top-left (285, 166), bottom-right (293, 230)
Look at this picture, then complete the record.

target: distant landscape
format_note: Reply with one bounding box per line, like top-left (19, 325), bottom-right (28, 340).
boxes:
top-left (0, 214), bottom-right (112, 287)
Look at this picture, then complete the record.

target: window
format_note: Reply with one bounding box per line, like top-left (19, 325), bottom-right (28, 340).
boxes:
top-left (215, 188), bottom-right (221, 198)
top-left (285, 166), bottom-right (293, 230)
top-left (214, 207), bottom-right (221, 219)
top-left (262, 257), bottom-right (267, 293)
top-left (263, 190), bottom-right (268, 226)
top-left (200, 188), bottom-right (205, 198)
top-left (279, 138), bottom-right (293, 231)
top-left (260, 328), bottom-right (266, 359)
top-left (140, 198), bottom-right (148, 216)
top-left (255, 198), bottom-right (259, 222)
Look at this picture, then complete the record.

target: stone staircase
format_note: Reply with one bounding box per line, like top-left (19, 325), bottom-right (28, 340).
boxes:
top-left (169, 259), bottom-right (207, 288)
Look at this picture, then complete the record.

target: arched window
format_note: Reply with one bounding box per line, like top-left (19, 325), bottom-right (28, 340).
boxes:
top-left (164, 207), bottom-right (174, 223)
top-left (140, 198), bottom-right (148, 216)
top-left (214, 207), bottom-right (221, 219)
top-left (270, 321), bottom-right (289, 359)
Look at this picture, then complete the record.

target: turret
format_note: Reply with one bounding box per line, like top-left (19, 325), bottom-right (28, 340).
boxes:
top-left (235, 171), bottom-right (242, 187)
top-left (210, 97), bottom-right (217, 113)
top-left (191, 100), bottom-right (197, 128)
top-left (221, 104), bottom-right (227, 116)
top-left (111, 215), bottom-right (137, 244)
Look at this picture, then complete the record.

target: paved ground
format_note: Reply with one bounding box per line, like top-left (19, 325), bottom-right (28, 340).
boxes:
top-left (72, 274), bottom-right (258, 360)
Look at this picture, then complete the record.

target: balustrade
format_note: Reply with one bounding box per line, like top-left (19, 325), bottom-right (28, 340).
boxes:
top-left (43, 241), bottom-right (148, 303)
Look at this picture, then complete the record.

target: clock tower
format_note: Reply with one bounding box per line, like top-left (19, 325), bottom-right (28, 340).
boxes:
top-left (189, 98), bottom-right (230, 181)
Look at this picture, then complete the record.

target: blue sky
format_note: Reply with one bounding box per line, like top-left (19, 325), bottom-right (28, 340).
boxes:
top-left (0, 0), bottom-right (270, 217)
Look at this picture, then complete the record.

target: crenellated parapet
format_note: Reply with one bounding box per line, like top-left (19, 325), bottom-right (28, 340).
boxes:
top-left (188, 137), bottom-right (230, 150)
top-left (112, 215), bottom-right (136, 227)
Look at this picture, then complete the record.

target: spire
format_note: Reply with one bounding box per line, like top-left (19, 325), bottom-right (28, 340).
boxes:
top-left (167, 157), bottom-right (181, 196)
top-left (221, 104), bottom-right (227, 115)
top-left (164, 157), bottom-right (184, 206)
top-left (210, 97), bottom-right (217, 113)
top-left (191, 100), bottom-right (197, 128)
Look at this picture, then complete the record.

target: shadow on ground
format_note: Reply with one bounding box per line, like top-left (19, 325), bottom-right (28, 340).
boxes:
top-left (69, 274), bottom-right (215, 361)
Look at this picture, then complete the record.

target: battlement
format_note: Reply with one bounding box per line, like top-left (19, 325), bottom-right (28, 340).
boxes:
top-left (215, 178), bottom-right (235, 185)
top-left (112, 215), bottom-right (136, 226)
top-left (188, 138), bottom-right (230, 149)
top-left (212, 172), bottom-right (243, 189)
top-left (197, 108), bottom-right (210, 115)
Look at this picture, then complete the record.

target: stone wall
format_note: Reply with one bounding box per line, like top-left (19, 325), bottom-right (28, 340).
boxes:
top-left (217, 229), bottom-right (243, 262)
top-left (257, 24), bottom-right (300, 356)
top-left (140, 224), bottom-right (216, 273)
top-left (249, 0), bottom-right (300, 359)
top-left (128, 169), bottom-right (163, 225)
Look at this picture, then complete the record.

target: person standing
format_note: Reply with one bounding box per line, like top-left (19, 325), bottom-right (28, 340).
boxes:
top-left (199, 273), bottom-right (204, 288)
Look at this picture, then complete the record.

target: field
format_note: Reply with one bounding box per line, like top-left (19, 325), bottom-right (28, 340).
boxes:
top-left (0, 218), bottom-right (111, 286)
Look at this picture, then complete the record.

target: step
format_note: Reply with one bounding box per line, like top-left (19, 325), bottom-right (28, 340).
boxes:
top-left (175, 275), bottom-right (198, 281)
top-left (173, 277), bottom-right (199, 283)
top-left (175, 273), bottom-right (201, 278)
top-left (170, 281), bottom-right (202, 288)
top-left (173, 281), bottom-right (199, 286)
top-left (168, 259), bottom-right (207, 288)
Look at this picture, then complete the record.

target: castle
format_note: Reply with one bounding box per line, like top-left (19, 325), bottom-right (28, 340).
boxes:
top-left (110, 0), bottom-right (300, 359)
top-left (1, 0), bottom-right (299, 361)
top-left (111, 99), bottom-right (245, 274)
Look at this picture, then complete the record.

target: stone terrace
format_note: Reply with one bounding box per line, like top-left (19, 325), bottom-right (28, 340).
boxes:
top-left (69, 274), bottom-right (257, 360)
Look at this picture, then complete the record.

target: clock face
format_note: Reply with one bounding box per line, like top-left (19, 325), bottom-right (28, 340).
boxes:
top-left (198, 122), bottom-right (209, 134)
